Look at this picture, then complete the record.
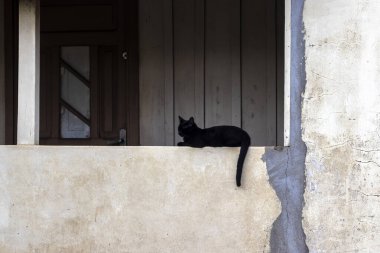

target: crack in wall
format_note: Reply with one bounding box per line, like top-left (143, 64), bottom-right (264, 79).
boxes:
top-left (355, 160), bottom-right (380, 167)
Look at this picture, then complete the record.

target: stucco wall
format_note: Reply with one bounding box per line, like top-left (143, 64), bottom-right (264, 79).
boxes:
top-left (303, 0), bottom-right (380, 252)
top-left (0, 146), bottom-right (280, 253)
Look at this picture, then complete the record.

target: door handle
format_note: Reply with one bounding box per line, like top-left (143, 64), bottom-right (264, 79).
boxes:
top-left (107, 129), bottom-right (127, 146)
top-left (122, 51), bottom-right (128, 60)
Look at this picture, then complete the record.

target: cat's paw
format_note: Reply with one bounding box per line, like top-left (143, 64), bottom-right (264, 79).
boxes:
top-left (177, 142), bottom-right (185, 146)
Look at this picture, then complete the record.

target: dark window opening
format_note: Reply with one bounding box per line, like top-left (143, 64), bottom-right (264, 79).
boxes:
top-left (4, 0), bottom-right (284, 146)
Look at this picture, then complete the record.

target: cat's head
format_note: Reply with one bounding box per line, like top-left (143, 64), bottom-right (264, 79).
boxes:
top-left (178, 116), bottom-right (197, 137)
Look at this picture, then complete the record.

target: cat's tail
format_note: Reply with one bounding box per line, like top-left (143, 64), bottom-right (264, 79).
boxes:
top-left (236, 134), bottom-right (251, 187)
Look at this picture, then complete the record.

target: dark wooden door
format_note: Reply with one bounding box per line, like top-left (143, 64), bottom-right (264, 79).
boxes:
top-left (39, 0), bottom-right (139, 145)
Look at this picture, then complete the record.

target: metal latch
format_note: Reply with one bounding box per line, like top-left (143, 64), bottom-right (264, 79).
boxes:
top-left (108, 129), bottom-right (127, 146)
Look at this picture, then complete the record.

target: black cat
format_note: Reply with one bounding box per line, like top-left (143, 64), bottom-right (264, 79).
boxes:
top-left (177, 116), bottom-right (251, 187)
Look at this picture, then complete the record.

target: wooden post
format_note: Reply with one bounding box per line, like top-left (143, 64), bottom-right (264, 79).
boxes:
top-left (17, 0), bottom-right (40, 144)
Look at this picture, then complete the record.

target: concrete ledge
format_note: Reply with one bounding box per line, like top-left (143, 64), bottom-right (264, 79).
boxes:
top-left (0, 146), bottom-right (280, 252)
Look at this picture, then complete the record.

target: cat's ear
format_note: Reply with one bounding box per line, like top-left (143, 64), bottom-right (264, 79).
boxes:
top-left (179, 116), bottom-right (185, 123)
top-left (189, 117), bottom-right (194, 124)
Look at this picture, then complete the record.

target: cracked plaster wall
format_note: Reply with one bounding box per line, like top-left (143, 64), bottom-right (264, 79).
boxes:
top-left (303, 0), bottom-right (380, 252)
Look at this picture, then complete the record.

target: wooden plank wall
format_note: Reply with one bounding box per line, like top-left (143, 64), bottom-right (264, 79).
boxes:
top-left (139, 0), bottom-right (282, 146)
top-left (0, 0), bottom-right (5, 144)
top-left (204, 0), bottom-right (241, 129)
top-left (173, 0), bottom-right (205, 144)
top-left (139, 0), bottom-right (174, 145)
top-left (241, 0), bottom-right (277, 146)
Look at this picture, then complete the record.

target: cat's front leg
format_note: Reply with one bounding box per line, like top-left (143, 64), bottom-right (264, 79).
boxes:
top-left (177, 142), bottom-right (189, 146)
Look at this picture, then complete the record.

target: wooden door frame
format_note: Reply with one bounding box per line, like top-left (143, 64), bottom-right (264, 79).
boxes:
top-left (125, 0), bottom-right (139, 146)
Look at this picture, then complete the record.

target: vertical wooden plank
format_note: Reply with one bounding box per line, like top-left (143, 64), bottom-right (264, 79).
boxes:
top-left (0, 0), bottom-right (5, 144)
top-left (276, 0), bottom-right (285, 146)
top-left (125, 0), bottom-right (140, 145)
top-left (241, 0), bottom-right (265, 145)
top-left (241, 0), bottom-right (277, 146)
top-left (163, 0), bottom-right (174, 145)
top-left (139, 0), bottom-right (172, 145)
top-left (265, 0), bottom-right (277, 145)
top-left (205, 0), bottom-right (241, 128)
top-left (230, 0), bottom-right (241, 128)
top-left (173, 0), bottom-right (194, 144)
top-left (17, 0), bottom-right (40, 144)
top-left (194, 0), bottom-right (205, 129)
top-left (173, 0), bottom-right (205, 144)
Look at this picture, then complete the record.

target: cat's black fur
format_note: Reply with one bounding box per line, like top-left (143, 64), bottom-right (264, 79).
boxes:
top-left (177, 116), bottom-right (251, 187)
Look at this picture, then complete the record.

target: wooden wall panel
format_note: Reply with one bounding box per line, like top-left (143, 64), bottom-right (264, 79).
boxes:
top-left (194, 0), bottom-right (205, 130)
top-left (139, 0), bottom-right (173, 145)
top-left (163, 0), bottom-right (175, 146)
top-left (204, 0), bottom-right (241, 128)
top-left (265, 0), bottom-right (277, 146)
top-left (125, 0), bottom-right (140, 145)
top-left (173, 0), bottom-right (205, 144)
top-left (0, 0), bottom-right (5, 144)
top-left (241, 0), bottom-right (277, 146)
top-left (139, 0), bottom-right (283, 146)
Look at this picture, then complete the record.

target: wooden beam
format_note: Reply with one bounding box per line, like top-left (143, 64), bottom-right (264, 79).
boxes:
top-left (17, 0), bottom-right (40, 144)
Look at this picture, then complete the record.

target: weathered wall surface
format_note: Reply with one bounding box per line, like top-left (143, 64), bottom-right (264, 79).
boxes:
top-left (0, 146), bottom-right (280, 253)
top-left (303, 0), bottom-right (380, 252)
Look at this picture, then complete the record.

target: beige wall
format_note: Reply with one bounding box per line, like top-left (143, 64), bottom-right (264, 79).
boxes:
top-left (0, 146), bottom-right (280, 252)
top-left (0, 0), bottom-right (5, 145)
top-left (303, 0), bottom-right (380, 251)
